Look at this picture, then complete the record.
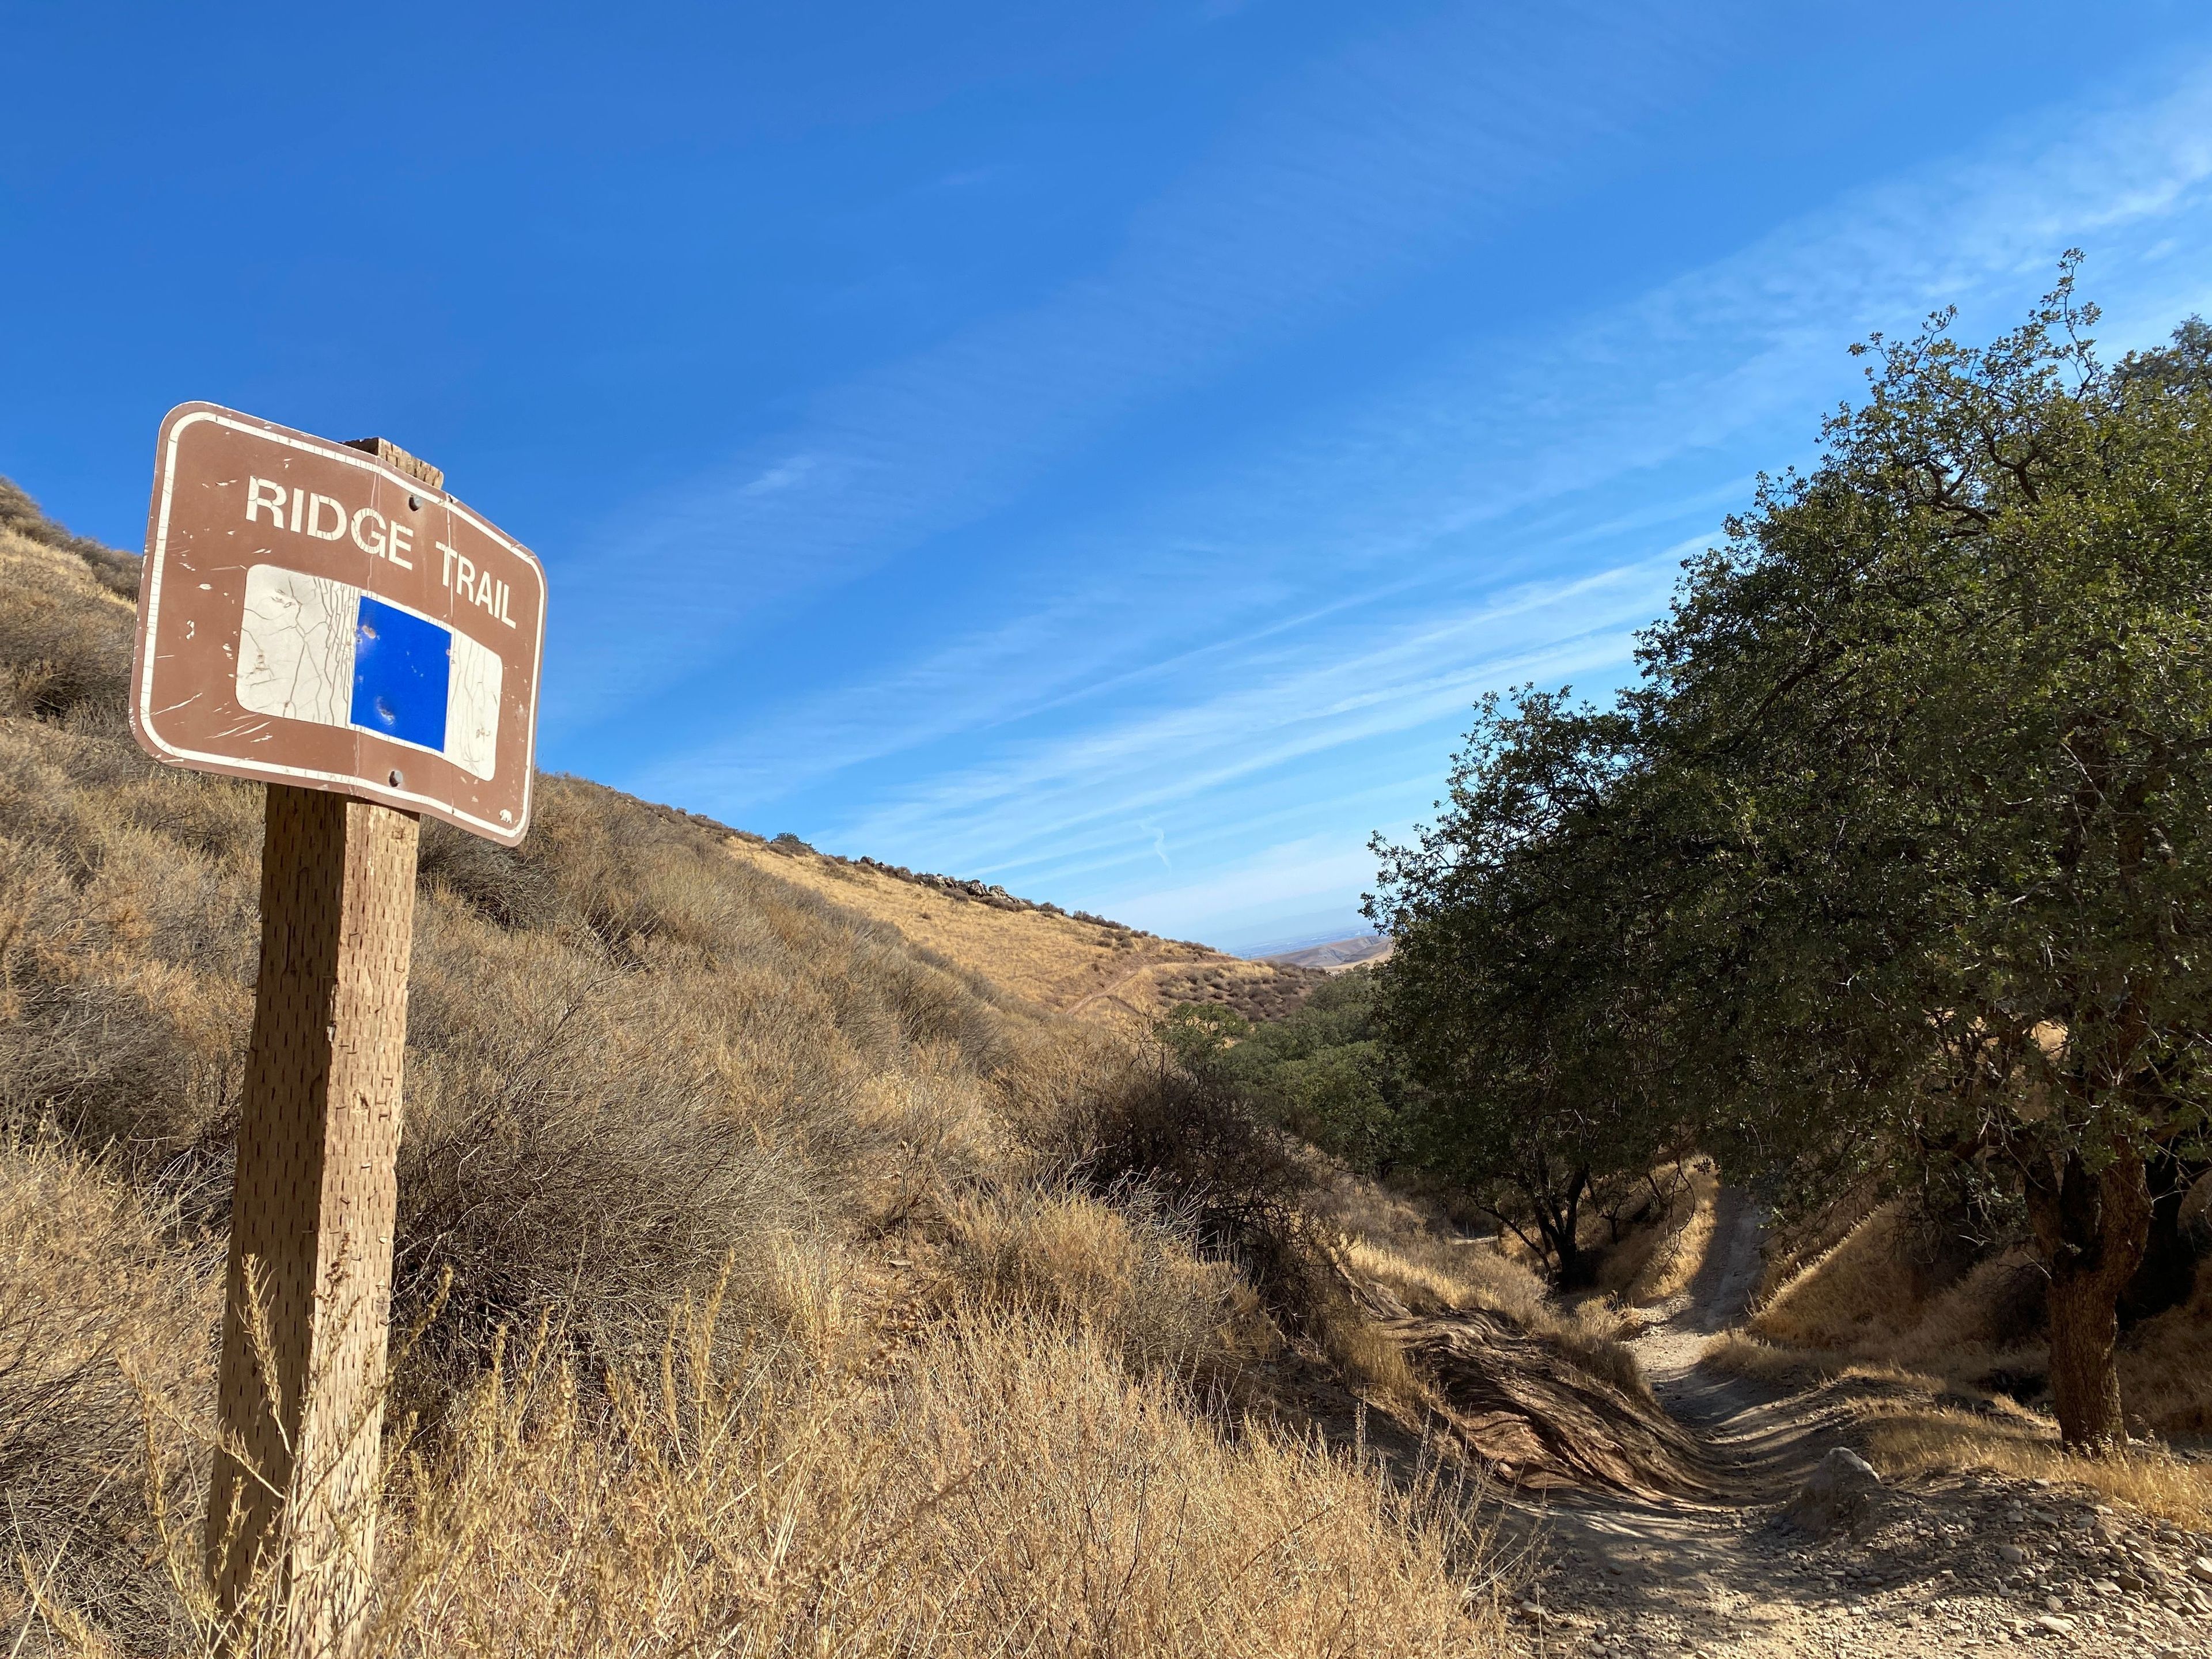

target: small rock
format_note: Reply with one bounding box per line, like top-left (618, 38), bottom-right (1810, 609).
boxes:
top-left (1999, 1543), bottom-right (2031, 1565)
top-left (2190, 1557), bottom-right (2212, 1584)
top-left (2033, 1613), bottom-right (2075, 1635)
top-left (1783, 1447), bottom-right (1883, 1536)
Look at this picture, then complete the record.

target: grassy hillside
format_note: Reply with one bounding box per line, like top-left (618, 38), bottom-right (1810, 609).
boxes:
top-left (728, 836), bottom-right (1327, 1025)
top-left (0, 480), bottom-right (1551, 1656)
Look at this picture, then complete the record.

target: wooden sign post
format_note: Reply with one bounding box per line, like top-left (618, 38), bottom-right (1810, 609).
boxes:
top-left (130, 410), bottom-right (546, 1652)
top-left (207, 783), bottom-right (419, 1643)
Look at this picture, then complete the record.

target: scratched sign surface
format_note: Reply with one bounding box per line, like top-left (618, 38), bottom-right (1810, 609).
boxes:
top-left (131, 403), bottom-right (546, 844)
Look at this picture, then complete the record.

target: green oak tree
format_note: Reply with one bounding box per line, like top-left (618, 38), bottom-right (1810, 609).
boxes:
top-left (1641, 267), bottom-right (2212, 1448)
top-left (1368, 691), bottom-right (1688, 1289)
top-left (1370, 269), bottom-right (2212, 1446)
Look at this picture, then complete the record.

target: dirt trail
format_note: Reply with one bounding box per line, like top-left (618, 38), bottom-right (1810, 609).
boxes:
top-left (1507, 1191), bottom-right (2211, 1658)
top-left (1062, 963), bottom-right (1160, 1018)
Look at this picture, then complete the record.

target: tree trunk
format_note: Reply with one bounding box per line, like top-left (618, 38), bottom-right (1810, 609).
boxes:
top-left (1555, 1233), bottom-right (1594, 1291)
top-left (2024, 1145), bottom-right (2151, 1453)
top-left (2046, 1270), bottom-right (2128, 1452)
top-left (1540, 1166), bottom-right (1593, 1290)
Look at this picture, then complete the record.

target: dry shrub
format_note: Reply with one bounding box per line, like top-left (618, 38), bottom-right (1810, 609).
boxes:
top-left (412, 817), bottom-right (558, 931)
top-left (992, 1032), bottom-right (1327, 1321)
top-left (0, 522), bottom-right (134, 725)
top-left (393, 895), bottom-right (862, 1397)
top-left (0, 1130), bottom-right (215, 1648)
top-left (381, 781), bottom-right (1038, 1395)
top-left (985, 1035), bottom-right (1474, 1415)
top-left (942, 1185), bottom-right (1277, 1387)
top-left (0, 481), bottom-right (138, 601)
top-left (0, 729), bottom-right (257, 1187)
top-left (849, 1041), bottom-right (998, 1211)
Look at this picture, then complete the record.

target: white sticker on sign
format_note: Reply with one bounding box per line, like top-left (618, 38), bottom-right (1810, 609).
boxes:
top-left (236, 565), bottom-right (502, 781)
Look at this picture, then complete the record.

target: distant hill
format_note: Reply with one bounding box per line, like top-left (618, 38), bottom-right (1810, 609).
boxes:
top-left (1261, 934), bottom-right (1393, 974)
top-left (724, 838), bottom-right (1328, 1026)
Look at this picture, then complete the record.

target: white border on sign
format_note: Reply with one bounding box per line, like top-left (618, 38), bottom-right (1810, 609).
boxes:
top-left (138, 407), bottom-right (548, 842)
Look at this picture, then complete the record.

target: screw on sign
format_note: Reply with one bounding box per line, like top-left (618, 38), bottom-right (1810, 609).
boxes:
top-left (130, 404), bottom-right (546, 1653)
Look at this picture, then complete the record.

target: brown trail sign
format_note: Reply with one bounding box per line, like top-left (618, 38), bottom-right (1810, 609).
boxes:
top-left (135, 404), bottom-right (544, 840)
top-left (129, 404), bottom-right (546, 1650)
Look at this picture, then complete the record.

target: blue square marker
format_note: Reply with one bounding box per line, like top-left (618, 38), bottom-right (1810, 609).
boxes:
top-left (351, 595), bottom-right (451, 752)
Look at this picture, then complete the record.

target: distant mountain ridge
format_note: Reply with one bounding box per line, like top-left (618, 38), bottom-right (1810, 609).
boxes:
top-left (1259, 934), bottom-right (1392, 973)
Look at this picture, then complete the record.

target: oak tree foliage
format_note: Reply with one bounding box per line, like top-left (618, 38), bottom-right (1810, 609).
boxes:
top-left (1369, 261), bottom-right (2212, 1448)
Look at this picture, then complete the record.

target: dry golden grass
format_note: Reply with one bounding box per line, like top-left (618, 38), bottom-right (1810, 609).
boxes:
top-left (1749, 1204), bottom-right (1926, 1350)
top-left (1318, 1309), bottom-right (1432, 1416)
top-left (1698, 1331), bottom-right (1950, 1398)
top-left (725, 839), bottom-right (1316, 1027)
top-left (725, 838), bottom-right (1204, 1016)
top-left (1601, 1161), bottom-right (1717, 1305)
top-left (1315, 1175), bottom-right (1639, 1392)
top-left (19, 1244), bottom-right (1515, 1658)
top-left (940, 1184), bottom-right (1279, 1387)
top-left (0, 1129), bottom-right (216, 1647)
top-left (1859, 1406), bottom-right (2212, 1529)
top-left (2118, 1272), bottom-right (2212, 1435)
top-left (1700, 1332), bottom-right (2212, 1527)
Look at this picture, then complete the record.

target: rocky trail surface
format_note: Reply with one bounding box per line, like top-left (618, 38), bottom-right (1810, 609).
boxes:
top-left (1503, 1191), bottom-right (2212, 1657)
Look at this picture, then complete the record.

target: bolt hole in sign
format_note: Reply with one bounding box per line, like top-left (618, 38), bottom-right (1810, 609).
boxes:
top-left (131, 404), bottom-right (546, 843)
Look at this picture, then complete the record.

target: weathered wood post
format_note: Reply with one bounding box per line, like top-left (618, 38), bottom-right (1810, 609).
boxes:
top-left (128, 411), bottom-right (546, 1654)
top-left (203, 781), bottom-right (420, 1645)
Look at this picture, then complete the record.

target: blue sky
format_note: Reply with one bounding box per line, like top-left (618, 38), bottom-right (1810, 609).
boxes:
top-left (8, 3), bottom-right (2212, 952)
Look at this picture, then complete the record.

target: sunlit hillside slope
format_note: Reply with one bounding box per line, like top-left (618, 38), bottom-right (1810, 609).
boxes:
top-left (728, 836), bottom-right (1328, 1025)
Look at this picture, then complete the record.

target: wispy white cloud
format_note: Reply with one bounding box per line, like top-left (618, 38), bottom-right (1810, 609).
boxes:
top-left (631, 43), bottom-right (2212, 943)
top-left (824, 555), bottom-right (1681, 872)
top-left (1111, 832), bottom-right (1380, 945)
top-left (544, 4), bottom-right (1740, 729)
top-left (736, 455), bottom-right (820, 497)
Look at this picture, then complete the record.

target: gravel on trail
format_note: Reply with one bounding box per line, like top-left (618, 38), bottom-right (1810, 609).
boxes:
top-left (1499, 1190), bottom-right (2212, 1658)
